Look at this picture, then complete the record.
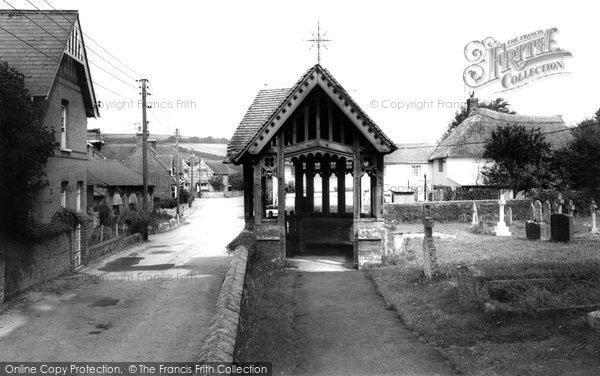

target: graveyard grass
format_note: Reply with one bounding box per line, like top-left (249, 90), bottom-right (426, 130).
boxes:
top-left (366, 218), bottom-right (600, 376)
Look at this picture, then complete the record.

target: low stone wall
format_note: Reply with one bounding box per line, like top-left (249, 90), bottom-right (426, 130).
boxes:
top-left (3, 232), bottom-right (72, 299)
top-left (198, 245), bottom-right (249, 362)
top-left (150, 218), bottom-right (183, 235)
top-left (84, 233), bottom-right (142, 265)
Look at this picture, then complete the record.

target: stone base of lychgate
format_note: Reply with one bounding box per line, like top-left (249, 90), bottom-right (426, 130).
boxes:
top-left (355, 220), bottom-right (385, 269)
top-left (255, 223), bottom-right (285, 259)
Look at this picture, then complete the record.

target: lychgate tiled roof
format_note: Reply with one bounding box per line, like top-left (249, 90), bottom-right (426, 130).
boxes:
top-left (385, 143), bottom-right (433, 164)
top-left (430, 108), bottom-right (572, 160)
top-left (226, 88), bottom-right (290, 161)
top-left (226, 64), bottom-right (396, 163)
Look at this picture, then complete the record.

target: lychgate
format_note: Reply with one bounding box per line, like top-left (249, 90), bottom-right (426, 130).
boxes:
top-left (225, 65), bottom-right (397, 268)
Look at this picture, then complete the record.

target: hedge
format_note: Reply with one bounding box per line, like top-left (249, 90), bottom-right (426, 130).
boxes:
top-left (384, 199), bottom-right (532, 225)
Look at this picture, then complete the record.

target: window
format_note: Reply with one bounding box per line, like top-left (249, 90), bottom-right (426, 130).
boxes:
top-left (60, 181), bottom-right (68, 208)
top-left (438, 159), bottom-right (445, 172)
top-left (76, 182), bottom-right (82, 212)
top-left (60, 100), bottom-right (69, 150)
top-left (412, 165), bottom-right (422, 177)
top-left (171, 186), bottom-right (178, 198)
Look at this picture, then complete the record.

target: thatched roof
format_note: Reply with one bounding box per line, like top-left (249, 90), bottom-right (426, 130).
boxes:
top-left (430, 108), bottom-right (572, 160)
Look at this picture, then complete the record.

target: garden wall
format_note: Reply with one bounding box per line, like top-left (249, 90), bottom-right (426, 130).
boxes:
top-left (2, 232), bottom-right (72, 299)
top-left (84, 233), bottom-right (141, 265)
top-left (384, 199), bottom-right (531, 225)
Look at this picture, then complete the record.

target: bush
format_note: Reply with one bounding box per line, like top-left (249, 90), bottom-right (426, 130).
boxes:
top-left (384, 199), bottom-right (532, 224)
top-left (442, 186), bottom-right (499, 201)
top-left (226, 230), bottom-right (256, 255)
top-left (157, 198), bottom-right (178, 209)
top-left (118, 210), bottom-right (156, 235)
top-left (526, 189), bottom-right (592, 216)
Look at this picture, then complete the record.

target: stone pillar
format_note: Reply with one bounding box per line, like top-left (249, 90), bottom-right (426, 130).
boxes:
top-left (495, 195), bottom-right (511, 236)
top-left (422, 217), bottom-right (438, 279)
top-left (591, 200), bottom-right (598, 234)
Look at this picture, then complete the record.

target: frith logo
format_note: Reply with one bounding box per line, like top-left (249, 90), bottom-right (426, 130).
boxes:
top-left (463, 28), bottom-right (572, 92)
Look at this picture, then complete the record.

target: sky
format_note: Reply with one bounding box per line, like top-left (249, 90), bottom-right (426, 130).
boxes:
top-left (8, 0), bottom-right (600, 144)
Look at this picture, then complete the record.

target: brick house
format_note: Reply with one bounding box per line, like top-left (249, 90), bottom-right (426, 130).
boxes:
top-left (0, 10), bottom-right (98, 295)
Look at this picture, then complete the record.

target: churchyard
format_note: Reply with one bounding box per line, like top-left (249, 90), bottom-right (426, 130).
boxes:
top-left (368, 201), bottom-right (600, 375)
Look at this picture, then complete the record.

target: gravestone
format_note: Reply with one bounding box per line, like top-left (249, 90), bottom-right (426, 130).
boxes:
top-left (534, 200), bottom-right (543, 222)
top-left (551, 213), bottom-right (571, 242)
top-left (495, 196), bottom-right (511, 236)
top-left (422, 217), bottom-right (438, 279)
top-left (591, 200), bottom-right (599, 235)
top-left (526, 220), bottom-right (541, 240)
top-left (530, 202), bottom-right (536, 220)
top-left (557, 194), bottom-right (564, 214)
top-left (505, 207), bottom-right (513, 227)
top-left (543, 201), bottom-right (551, 222)
top-left (471, 202), bottom-right (479, 227)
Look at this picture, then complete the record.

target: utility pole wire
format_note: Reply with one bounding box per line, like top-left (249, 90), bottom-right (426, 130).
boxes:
top-left (41, 0), bottom-right (143, 78)
top-left (3, 0), bottom-right (138, 90)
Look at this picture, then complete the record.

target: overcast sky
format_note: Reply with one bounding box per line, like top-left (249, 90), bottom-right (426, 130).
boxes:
top-left (10, 0), bottom-right (600, 144)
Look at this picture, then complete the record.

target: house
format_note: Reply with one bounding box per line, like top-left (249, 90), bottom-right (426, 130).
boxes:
top-left (0, 10), bottom-right (98, 284)
top-left (429, 97), bottom-right (571, 190)
top-left (87, 158), bottom-right (154, 220)
top-left (101, 133), bottom-right (177, 200)
top-left (384, 143), bottom-right (433, 202)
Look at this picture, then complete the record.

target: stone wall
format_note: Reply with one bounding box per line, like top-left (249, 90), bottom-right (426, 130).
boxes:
top-left (3, 232), bottom-right (72, 299)
top-left (84, 233), bottom-right (142, 265)
top-left (198, 245), bottom-right (249, 362)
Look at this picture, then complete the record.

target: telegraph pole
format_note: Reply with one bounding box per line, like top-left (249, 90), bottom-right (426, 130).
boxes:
top-left (175, 128), bottom-right (180, 218)
top-left (139, 79), bottom-right (149, 212)
top-left (190, 147), bottom-right (195, 205)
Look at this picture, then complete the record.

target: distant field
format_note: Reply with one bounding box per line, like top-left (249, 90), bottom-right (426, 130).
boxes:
top-left (180, 143), bottom-right (227, 157)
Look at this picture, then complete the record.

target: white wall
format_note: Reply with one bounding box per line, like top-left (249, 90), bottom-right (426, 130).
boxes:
top-left (384, 163), bottom-right (432, 201)
top-left (430, 157), bottom-right (487, 187)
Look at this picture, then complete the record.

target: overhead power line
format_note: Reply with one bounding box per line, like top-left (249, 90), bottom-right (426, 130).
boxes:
top-left (3, 0), bottom-right (137, 90)
top-left (42, 0), bottom-right (142, 78)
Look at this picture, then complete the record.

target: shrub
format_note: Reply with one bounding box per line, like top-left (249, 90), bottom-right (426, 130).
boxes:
top-left (384, 199), bottom-right (531, 224)
top-left (118, 210), bottom-right (156, 235)
top-left (157, 198), bottom-right (178, 209)
top-left (226, 230), bottom-right (256, 255)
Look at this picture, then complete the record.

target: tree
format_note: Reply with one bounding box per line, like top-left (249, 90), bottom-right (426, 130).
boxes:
top-left (552, 112), bottom-right (600, 197)
top-left (481, 124), bottom-right (553, 196)
top-left (228, 173), bottom-right (244, 191)
top-left (439, 98), bottom-right (515, 144)
top-left (0, 61), bottom-right (57, 234)
top-left (208, 175), bottom-right (224, 191)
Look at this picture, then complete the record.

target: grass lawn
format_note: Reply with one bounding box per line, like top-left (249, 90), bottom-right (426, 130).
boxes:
top-left (233, 258), bottom-right (298, 374)
top-left (367, 219), bottom-right (600, 376)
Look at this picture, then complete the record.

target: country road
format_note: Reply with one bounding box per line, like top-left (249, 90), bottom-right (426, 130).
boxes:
top-left (0, 197), bottom-right (244, 361)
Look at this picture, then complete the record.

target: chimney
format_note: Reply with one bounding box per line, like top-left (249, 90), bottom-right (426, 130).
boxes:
top-left (467, 91), bottom-right (478, 114)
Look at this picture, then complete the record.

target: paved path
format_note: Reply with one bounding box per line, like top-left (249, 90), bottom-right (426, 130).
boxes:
top-left (0, 197), bottom-right (244, 361)
top-left (293, 270), bottom-right (455, 376)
